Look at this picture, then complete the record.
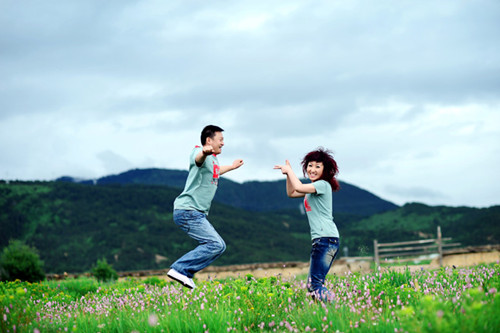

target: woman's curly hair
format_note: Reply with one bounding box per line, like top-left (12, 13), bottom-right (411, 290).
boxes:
top-left (301, 147), bottom-right (340, 191)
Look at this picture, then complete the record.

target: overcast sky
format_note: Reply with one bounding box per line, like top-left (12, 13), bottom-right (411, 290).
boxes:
top-left (1, 0), bottom-right (499, 208)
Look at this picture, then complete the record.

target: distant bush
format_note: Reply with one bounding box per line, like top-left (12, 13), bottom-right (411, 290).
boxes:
top-left (91, 258), bottom-right (118, 282)
top-left (0, 240), bottom-right (45, 282)
top-left (45, 277), bottom-right (100, 299)
top-left (143, 276), bottom-right (167, 287)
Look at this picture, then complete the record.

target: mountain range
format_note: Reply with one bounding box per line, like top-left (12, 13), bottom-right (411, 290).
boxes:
top-left (1, 168), bottom-right (498, 275)
top-left (57, 168), bottom-right (399, 216)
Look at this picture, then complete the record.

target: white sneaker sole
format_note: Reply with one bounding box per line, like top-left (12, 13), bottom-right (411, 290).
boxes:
top-left (167, 269), bottom-right (196, 289)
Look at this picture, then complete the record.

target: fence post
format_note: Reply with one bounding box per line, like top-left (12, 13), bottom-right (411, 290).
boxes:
top-left (437, 226), bottom-right (443, 267)
top-left (373, 239), bottom-right (379, 269)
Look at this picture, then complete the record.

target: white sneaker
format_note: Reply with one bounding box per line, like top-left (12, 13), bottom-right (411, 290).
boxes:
top-left (167, 269), bottom-right (196, 289)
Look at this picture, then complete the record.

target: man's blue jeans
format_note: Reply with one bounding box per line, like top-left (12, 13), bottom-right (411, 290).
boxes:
top-left (308, 237), bottom-right (340, 301)
top-left (170, 209), bottom-right (226, 278)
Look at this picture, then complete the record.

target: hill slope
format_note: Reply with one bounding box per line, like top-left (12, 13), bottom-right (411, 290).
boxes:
top-left (1, 181), bottom-right (499, 275)
top-left (0, 181), bottom-right (312, 273)
top-left (342, 203), bottom-right (500, 256)
top-left (58, 168), bottom-right (399, 216)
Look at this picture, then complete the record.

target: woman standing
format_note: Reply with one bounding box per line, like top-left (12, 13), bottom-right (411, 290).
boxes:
top-left (274, 148), bottom-right (340, 301)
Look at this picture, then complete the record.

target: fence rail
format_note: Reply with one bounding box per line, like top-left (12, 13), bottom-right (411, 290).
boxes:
top-left (373, 226), bottom-right (460, 267)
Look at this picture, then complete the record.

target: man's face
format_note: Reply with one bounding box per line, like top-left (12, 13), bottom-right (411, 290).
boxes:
top-left (207, 131), bottom-right (224, 155)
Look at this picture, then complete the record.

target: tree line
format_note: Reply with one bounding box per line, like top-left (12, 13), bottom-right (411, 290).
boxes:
top-left (1, 181), bottom-right (498, 274)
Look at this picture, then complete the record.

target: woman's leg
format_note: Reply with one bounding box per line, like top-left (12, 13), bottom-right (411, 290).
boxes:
top-left (307, 237), bottom-right (340, 301)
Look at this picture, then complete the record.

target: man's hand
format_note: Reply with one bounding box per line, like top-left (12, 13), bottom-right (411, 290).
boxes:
top-left (219, 159), bottom-right (244, 175)
top-left (232, 159), bottom-right (244, 170)
top-left (202, 144), bottom-right (215, 156)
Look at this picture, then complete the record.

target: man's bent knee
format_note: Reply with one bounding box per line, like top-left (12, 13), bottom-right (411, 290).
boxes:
top-left (208, 239), bottom-right (226, 254)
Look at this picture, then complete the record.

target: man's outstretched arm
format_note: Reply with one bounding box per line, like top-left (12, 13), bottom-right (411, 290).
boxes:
top-left (220, 159), bottom-right (244, 175)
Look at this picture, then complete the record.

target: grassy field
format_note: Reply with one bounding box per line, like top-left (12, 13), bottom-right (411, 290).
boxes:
top-left (1, 263), bottom-right (499, 332)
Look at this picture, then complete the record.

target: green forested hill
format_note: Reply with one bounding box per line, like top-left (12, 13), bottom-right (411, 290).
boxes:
top-left (340, 203), bottom-right (500, 256)
top-left (0, 181), bottom-right (314, 273)
top-left (1, 181), bottom-right (498, 275)
top-left (58, 168), bottom-right (399, 215)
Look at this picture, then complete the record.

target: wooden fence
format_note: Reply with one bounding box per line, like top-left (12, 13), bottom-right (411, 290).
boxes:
top-left (373, 226), bottom-right (461, 267)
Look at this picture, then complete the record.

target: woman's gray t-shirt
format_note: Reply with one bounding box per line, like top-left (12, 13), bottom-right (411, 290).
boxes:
top-left (304, 180), bottom-right (339, 240)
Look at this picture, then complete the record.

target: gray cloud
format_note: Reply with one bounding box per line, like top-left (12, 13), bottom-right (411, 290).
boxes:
top-left (97, 150), bottom-right (134, 175)
top-left (1, 0), bottom-right (499, 207)
top-left (385, 185), bottom-right (447, 202)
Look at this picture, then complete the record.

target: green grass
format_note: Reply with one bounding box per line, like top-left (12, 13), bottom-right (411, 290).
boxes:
top-left (375, 258), bottom-right (433, 268)
top-left (1, 263), bottom-right (499, 332)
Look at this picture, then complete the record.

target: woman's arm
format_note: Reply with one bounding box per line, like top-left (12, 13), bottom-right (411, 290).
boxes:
top-left (274, 160), bottom-right (316, 197)
top-left (285, 174), bottom-right (305, 198)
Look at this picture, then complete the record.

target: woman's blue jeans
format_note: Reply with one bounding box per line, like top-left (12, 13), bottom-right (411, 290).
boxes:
top-left (170, 209), bottom-right (226, 278)
top-left (308, 237), bottom-right (340, 301)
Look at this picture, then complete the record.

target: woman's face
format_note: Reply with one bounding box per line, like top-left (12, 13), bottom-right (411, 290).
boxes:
top-left (306, 161), bottom-right (324, 182)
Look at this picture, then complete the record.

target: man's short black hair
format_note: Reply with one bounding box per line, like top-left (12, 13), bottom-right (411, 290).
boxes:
top-left (201, 125), bottom-right (224, 145)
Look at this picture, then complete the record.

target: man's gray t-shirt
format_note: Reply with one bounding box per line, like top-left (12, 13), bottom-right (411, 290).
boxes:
top-left (173, 146), bottom-right (220, 215)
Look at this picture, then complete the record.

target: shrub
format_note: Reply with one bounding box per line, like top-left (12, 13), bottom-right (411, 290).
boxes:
top-left (45, 277), bottom-right (100, 299)
top-left (143, 276), bottom-right (167, 287)
top-left (91, 258), bottom-right (118, 282)
top-left (0, 240), bottom-right (45, 282)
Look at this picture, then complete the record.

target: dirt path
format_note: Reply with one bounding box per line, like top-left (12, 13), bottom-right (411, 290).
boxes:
top-left (111, 251), bottom-right (500, 283)
top-left (438, 251), bottom-right (499, 268)
top-left (170, 251), bottom-right (500, 282)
